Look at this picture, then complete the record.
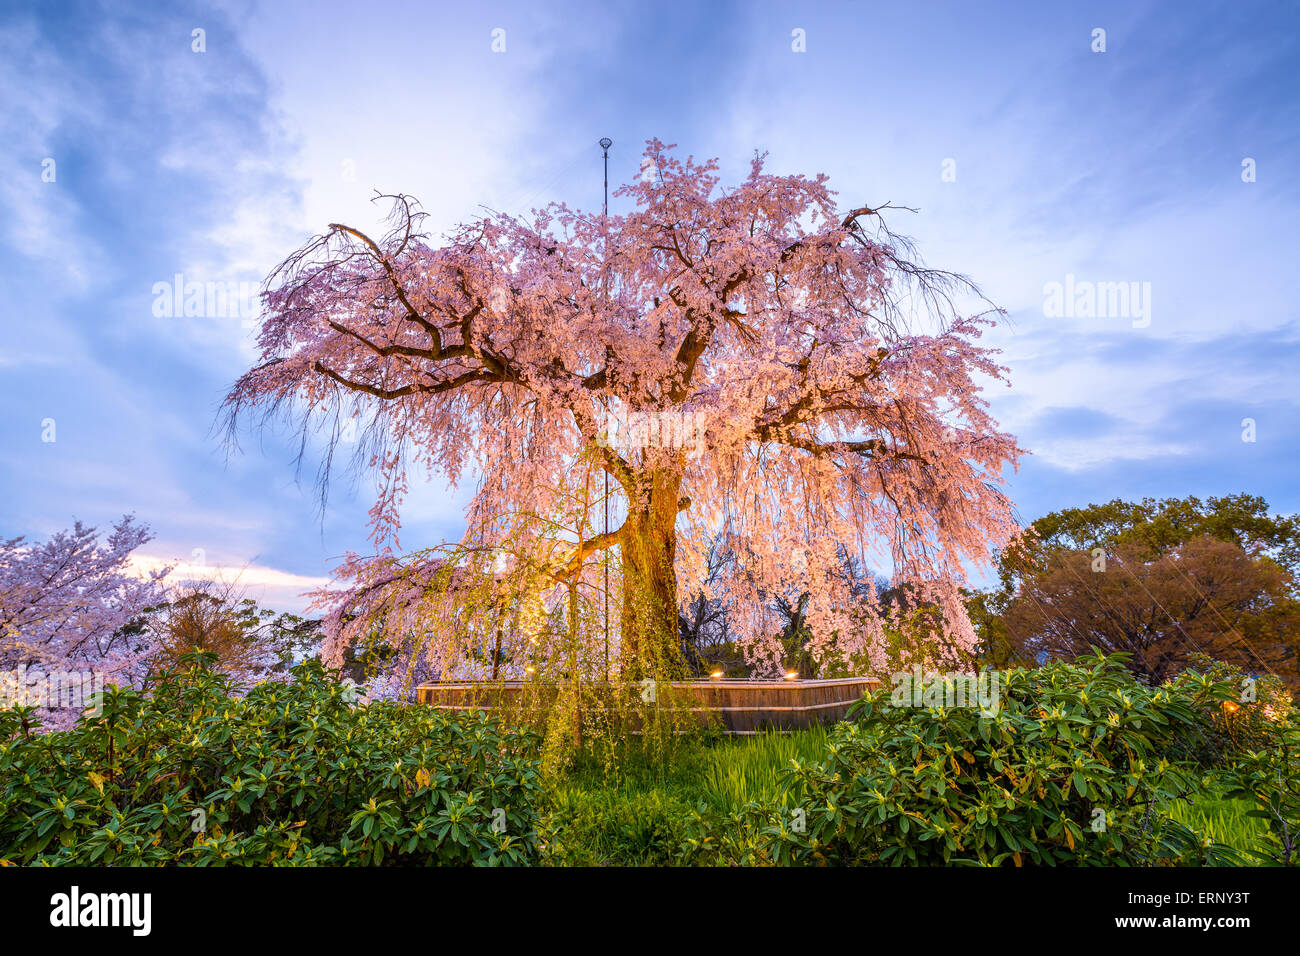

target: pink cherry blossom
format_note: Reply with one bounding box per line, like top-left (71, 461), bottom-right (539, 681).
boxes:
top-left (1, 516), bottom-right (169, 728)
top-left (225, 142), bottom-right (1023, 681)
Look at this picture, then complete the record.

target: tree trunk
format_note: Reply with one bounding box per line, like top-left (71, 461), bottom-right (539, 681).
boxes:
top-left (619, 467), bottom-right (683, 678)
top-left (568, 580), bottom-right (582, 749)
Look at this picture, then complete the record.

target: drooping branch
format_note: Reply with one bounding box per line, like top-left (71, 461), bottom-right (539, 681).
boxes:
top-left (226, 141), bottom-right (1023, 680)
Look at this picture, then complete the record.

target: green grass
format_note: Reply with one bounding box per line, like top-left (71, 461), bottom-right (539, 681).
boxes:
top-left (701, 727), bottom-right (827, 808)
top-left (556, 728), bottom-right (826, 808)
top-left (539, 729), bottom-right (823, 865)
top-left (1168, 795), bottom-right (1277, 863)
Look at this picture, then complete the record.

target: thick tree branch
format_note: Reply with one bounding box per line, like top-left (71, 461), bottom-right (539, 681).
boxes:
top-left (313, 360), bottom-right (498, 399)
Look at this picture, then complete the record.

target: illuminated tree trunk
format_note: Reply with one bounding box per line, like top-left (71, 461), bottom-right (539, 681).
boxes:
top-left (619, 467), bottom-right (682, 677)
top-left (567, 580), bottom-right (582, 748)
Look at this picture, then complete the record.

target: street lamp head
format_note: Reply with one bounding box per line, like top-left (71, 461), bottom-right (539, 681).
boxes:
top-left (599, 137), bottom-right (612, 150)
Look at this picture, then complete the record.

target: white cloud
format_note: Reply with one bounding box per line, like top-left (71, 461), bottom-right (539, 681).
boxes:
top-left (130, 554), bottom-right (334, 614)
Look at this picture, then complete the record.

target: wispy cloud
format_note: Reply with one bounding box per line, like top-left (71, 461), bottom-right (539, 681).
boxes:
top-left (2, 0), bottom-right (1296, 613)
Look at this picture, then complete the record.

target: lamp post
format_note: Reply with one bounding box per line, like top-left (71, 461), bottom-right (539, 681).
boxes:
top-left (599, 137), bottom-right (612, 680)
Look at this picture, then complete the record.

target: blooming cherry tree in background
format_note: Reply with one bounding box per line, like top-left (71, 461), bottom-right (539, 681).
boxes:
top-left (0, 516), bottom-right (169, 727)
top-left (224, 141), bottom-right (1022, 682)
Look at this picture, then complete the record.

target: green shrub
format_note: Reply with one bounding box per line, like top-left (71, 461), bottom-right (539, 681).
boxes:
top-left (1161, 655), bottom-right (1299, 865)
top-left (782, 653), bottom-right (1245, 865)
top-left (1219, 717), bottom-right (1300, 865)
top-left (1168, 654), bottom-right (1295, 770)
top-left (0, 653), bottom-right (543, 866)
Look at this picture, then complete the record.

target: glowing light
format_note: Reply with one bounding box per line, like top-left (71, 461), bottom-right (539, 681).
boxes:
top-left (709, 671), bottom-right (724, 680)
top-left (784, 671), bottom-right (799, 680)
top-left (1223, 700), bottom-right (1240, 714)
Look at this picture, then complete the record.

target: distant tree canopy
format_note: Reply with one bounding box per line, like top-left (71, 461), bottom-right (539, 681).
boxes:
top-left (1000, 494), bottom-right (1300, 585)
top-left (977, 494), bottom-right (1300, 688)
top-left (145, 578), bottom-right (322, 684)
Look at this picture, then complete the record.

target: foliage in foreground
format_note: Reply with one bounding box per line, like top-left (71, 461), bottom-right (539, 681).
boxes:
top-left (0, 654), bottom-right (542, 865)
top-left (1219, 716), bottom-right (1300, 865)
top-left (4, 650), bottom-right (1293, 867)
top-left (535, 653), bottom-right (1293, 867)
top-left (780, 654), bottom-right (1257, 865)
top-left (557, 655), bottom-right (1288, 866)
top-left (538, 729), bottom-right (827, 865)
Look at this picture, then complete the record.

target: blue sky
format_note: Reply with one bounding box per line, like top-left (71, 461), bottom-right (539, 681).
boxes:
top-left (2, 0), bottom-right (1297, 610)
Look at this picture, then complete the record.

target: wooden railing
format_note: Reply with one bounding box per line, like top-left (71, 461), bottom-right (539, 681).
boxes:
top-left (416, 676), bottom-right (879, 733)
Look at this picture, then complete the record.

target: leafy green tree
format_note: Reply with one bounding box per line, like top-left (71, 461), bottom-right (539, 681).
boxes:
top-left (975, 495), bottom-right (1300, 685)
top-left (1003, 536), bottom-right (1297, 684)
top-left (999, 494), bottom-right (1299, 589)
